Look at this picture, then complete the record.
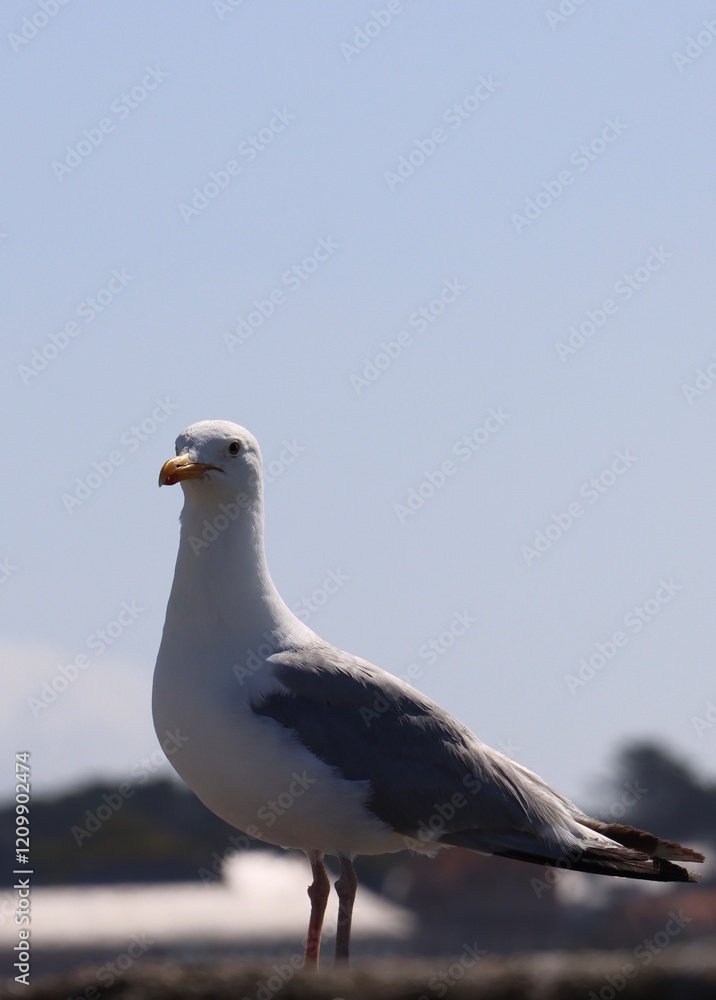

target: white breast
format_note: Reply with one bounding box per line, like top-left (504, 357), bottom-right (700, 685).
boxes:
top-left (152, 643), bottom-right (402, 857)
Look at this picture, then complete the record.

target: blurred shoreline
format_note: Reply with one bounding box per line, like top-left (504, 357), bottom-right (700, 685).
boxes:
top-left (3, 946), bottom-right (716, 1000)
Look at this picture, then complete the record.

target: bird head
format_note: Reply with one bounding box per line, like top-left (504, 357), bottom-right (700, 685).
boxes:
top-left (159, 420), bottom-right (263, 502)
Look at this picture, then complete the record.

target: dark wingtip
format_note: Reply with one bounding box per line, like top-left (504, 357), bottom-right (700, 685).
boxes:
top-left (491, 845), bottom-right (702, 883)
top-left (579, 819), bottom-right (706, 867)
top-left (652, 856), bottom-right (702, 883)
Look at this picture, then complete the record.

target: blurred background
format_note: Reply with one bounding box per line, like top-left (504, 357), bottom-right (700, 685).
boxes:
top-left (2, 0), bottom-right (715, 989)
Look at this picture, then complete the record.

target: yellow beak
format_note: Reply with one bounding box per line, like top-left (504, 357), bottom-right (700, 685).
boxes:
top-left (158, 456), bottom-right (221, 487)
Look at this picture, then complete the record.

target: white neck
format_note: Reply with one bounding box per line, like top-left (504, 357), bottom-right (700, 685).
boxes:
top-left (163, 485), bottom-right (296, 644)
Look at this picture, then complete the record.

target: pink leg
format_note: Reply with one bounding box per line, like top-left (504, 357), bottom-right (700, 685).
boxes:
top-left (304, 851), bottom-right (330, 970)
top-left (334, 854), bottom-right (358, 963)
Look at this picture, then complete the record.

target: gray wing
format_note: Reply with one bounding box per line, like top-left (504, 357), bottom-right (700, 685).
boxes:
top-left (251, 643), bottom-right (580, 853)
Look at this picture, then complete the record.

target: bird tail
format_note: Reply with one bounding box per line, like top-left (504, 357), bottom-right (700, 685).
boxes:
top-left (444, 819), bottom-right (705, 883)
top-left (497, 819), bottom-right (705, 883)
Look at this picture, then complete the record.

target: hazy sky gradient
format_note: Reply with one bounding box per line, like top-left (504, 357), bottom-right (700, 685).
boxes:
top-left (3, 2), bottom-right (716, 808)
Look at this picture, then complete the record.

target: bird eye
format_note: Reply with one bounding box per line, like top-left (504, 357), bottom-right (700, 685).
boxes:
top-left (228, 441), bottom-right (241, 456)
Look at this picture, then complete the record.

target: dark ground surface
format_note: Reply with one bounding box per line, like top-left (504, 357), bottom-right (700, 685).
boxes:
top-left (3, 947), bottom-right (716, 1000)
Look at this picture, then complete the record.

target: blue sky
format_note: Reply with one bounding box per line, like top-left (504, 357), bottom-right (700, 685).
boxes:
top-left (3, 1), bottom-right (716, 812)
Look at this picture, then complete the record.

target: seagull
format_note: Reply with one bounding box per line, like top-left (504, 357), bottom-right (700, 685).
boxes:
top-left (153, 420), bottom-right (704, 968)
